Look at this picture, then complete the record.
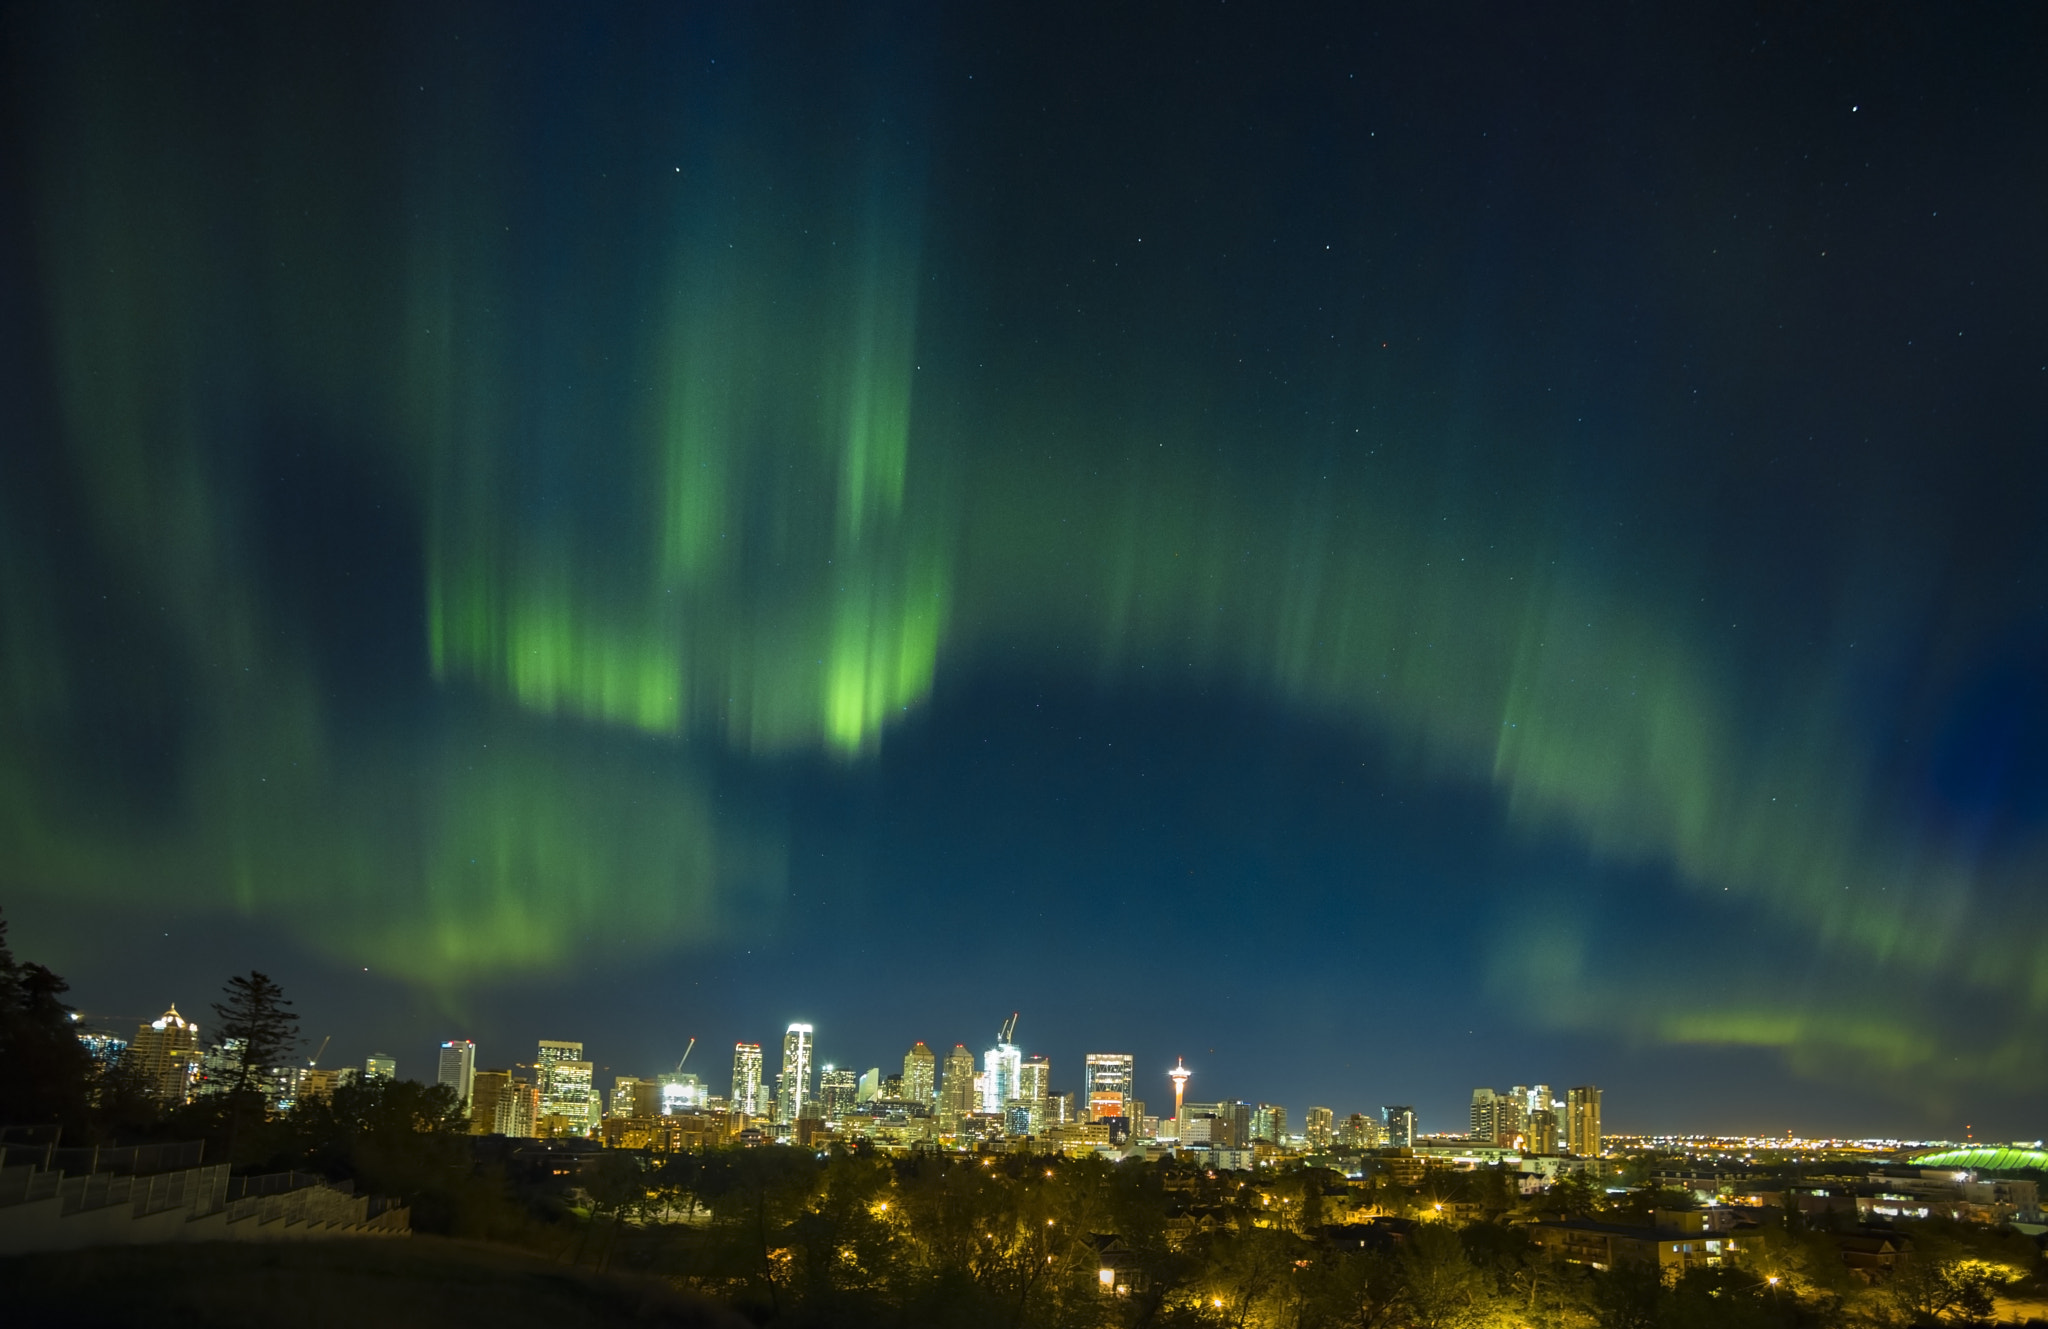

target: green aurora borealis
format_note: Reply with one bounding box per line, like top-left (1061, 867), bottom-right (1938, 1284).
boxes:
top-left (3, 4), bottom-right (2046, 1126)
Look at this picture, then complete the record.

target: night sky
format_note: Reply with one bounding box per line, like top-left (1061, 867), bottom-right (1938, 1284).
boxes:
top-left (3, 3), bottom-right (2045, 1139)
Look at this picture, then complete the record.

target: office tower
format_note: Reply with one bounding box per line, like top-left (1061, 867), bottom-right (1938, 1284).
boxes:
top-left (1250, 1103), bottom-right (1288, 1144)
top-left (857, 1067), bottom-right (881, 1103)
top-left (821, 1066), bottom-right (859, 1120)
top-left (1566, 1086), bottom-right (1603, 1158)
top-left (780, 1024), bottom-right (815, 1124)
top-left (365, 1052), bottom-right (396, 1082)
top-left (1083, 1053), bottom-right (1134, 1121)
top-left (658, 1072), bottom-right (704, 1114)
top-left (939, 1044), bottom-right (978, 1127)
top-left (880, 1073), bottom-right (905, 1100)
top-left (128, 1005), bottom-right (202, 1104)
top-left (1470, 1088), bottom-right (1499, 1143)
top-left (1382, 1105), bottom-right (1416, 1149)
top-left (982, 1043), bottom-right (1021, 1115)
top-left (538, 1040), bottom-right (594, 1136)
top-left (732, 1042), bottom-right (764, 1116)
top-left (612, 1075), bottom-right (659, 1118)
top-left (471, 1069), bottom-right (527, 1136)
top-left (1527, 1084), bottom-right (1554, 1116)
top-left (1528, 1108), bottom-right (1560, 1154)
top-left (903, 1041), bottom-right (937, 1108)
top-left (438, 1039), bottom-right (477, 1108)
top-left (1049, 1090), bottom-right (1075, 1126)
top-left (1305, 1106), bottom-right (1335, 1149)
top-left (1017, 1054), bottom-right (1051, 1133)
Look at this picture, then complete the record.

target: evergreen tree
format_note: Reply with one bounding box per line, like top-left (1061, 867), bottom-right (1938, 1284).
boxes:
top-left (0, 907), bottom-right (96, 1124)
top-left (211, 970), bottom-right (299, 1095)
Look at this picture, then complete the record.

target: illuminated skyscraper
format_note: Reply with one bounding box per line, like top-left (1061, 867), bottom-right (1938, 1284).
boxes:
top-left (982, 1043), bottom-right (1022, 1115)
top-left (538, 1040), bottom-right (594, 1136)
top-left (1017, 1054), bottom-right (1051, 1133)
top-left (1566, 1085), bottom-right (1602, 1158)
top-left (1083, 1053), bottom-right (1134, 1121)
top-left (364, 1052), bottom-right (396, 1082)
top-left (732, 1042), bottom-right (764, 1116)
top-left (857, 1067), bottom-right (881, 1103)
top-left (666, 1074), bottom-right (705, 1113)
top-left (1249, 1103), bottom-right (1288, 1144)
top-left (903, 1041), bottom-right (937, 1108)
top-left (1527, 1108), bottom-right (1560, 1154)
top-left (470, 1069), bottom-right (535, 1137)
top-left (938, 1043), bottom-right (978, 1127)
top-left (820, 1066), bottom-right (859, 1120)
top-left (1470, 1088), bottom-right (1500, 1143)
top-left (779, 1024), bottom-right (815, 1124)
top-left (128, 1005), bottom-right (201, 1104)
top-left (1305, 1106), bottom-right (1335, 1149)
top-left (437, 1039), bottom-right (476, 1108)
top-left (1382, 1105), bottom-right (1416, 1149)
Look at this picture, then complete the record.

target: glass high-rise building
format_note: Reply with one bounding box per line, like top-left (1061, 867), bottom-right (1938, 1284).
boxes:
top-left (1566, 1085), bottom-right (1602, 1158)
top-left (903, 1041), bottom-right (937, 1108)
top-left (780, 1024), bottom-right (815, 1124)
top-left (981, 1042), bottom-right (1021, 1115)
top-left (820, 1066), bottom-right (858, 1120)
top-left (1304, 1105), bottom-right (1335, 1149)
top-left (1017, 1054), bottom-right (1051, 1133)
top-left (938, 1043), bottom-right (978, 1127)
top-left (365, 1052), bottom-right (396, 1082)
top-left (1382, 1105), bottom-right (1416, 1148)
top-left (732, 1042), bottom-right (764, 1116)
top-left (1082, 1053), bottom-right (1134, 1121)
top-left (438, 1039), bottom-right (476, 1108)
top-left (537, 1040), bottom-right (594, 1136)
top-left (1249, 1103), bottom-right (1288, 1144)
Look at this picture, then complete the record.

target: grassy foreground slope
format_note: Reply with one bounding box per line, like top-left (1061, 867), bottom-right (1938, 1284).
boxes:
top-left (0, 1236), bottom-right (747, 1329)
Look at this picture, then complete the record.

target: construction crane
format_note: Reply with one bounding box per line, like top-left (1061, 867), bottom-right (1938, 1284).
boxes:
top-left (307, 1035), bottom-right (331, 1068)
top-left (997, 1012), bottom-right (1019, 1046)
top-left (673, 1036), bottom-right (696, 1075)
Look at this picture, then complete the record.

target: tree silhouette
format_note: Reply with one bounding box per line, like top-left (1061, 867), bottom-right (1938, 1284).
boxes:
top-left (211, 970), bottom-right (299, 1095)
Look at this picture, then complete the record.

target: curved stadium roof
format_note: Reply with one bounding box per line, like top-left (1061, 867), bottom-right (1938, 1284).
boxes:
top-left (1909, 1146), bottom-right (2048, 1172)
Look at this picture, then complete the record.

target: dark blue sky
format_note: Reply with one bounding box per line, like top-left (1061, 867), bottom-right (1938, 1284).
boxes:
top-left (2, 1), bottom-right (2045, 1138)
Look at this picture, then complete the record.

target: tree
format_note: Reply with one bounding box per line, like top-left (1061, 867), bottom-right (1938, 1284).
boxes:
top-left (0, 907), bottom-right (96, 1125)
top-left (210, 970), bottom-right (299, 1094)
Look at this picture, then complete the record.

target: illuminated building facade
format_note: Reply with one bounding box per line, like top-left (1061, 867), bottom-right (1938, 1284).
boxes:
top-left (1249, 1103), bottom-right (1288, 1144)
top-left (1083, 1053), bottom-right (1134, 1122)
top-left (1017, 1054), bottom-right (1051, 1133)
top-left (1382, 1105), bottom-right (1416, 1148)
top-left (438, 1039), bottom-right (476, 1108)
top-left (470, 1069), bottom-right (537, 1137)
top-left (1470, 1088), bottom-right (1500, 1143)
top-left (982, 1042), bottom-right (1021, 1115)
top-left (1304, 1106), bottom-right (1334, 1149)
top-left (658, 1072), bottom-right (704, 1113)
top-left (1528, 1107), bottom-right (1560, 1154)
top-left (779, 1023), bottom-right (814, 1125)
top-left (731, 1042), bottom-right (763, 1116)
top-left (1566, 1085), bottom-right (1602, 1158)
top-left (903, 1041), bottom-right (936, 1108)
top-left (820, 1066), bottom-right (859, 1120)
top-left (365, 1052), bottom-right (396, 1081)
top-left (938, 1044), bottom-right (977, 1128)
top-left (538, 1040), bottom-right (594, 1135)
top-left (128, 1005), bottom-right (201, 1104)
